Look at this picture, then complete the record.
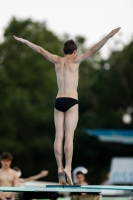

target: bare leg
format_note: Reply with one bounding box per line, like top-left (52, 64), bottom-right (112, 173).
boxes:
top-left (63, 104), bottom-right (78, 185)
top-left (54, 108), bottom-right (66, 184)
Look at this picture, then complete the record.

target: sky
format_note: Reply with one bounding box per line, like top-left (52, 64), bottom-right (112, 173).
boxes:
top-left (0, 0), bottom-right (133, 59)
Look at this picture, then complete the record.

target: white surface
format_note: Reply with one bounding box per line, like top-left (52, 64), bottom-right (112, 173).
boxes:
top-left (101, 189), bottom-right (124, 196)
top-left (24, 181), bottom-right (59, 187)
top-left (0, 0), bottom-right (133, 59)
top-left (99, 136), bottom-right (133, 144)
top-left (109, 158), bottom-right (133, 184)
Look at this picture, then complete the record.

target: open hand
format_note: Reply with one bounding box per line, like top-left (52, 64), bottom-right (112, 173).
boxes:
top-left (108, 27), bottom-right (121, 38)
top-left (13, 35), bottom-right (27, 43)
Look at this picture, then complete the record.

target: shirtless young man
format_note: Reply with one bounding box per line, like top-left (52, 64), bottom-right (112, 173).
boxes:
top-left (0, 152), bottom-right (19, 200)
top-left (14, 27), bottom-right (121, 185)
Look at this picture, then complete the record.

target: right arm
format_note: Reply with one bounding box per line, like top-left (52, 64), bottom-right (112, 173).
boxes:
top-left (13, 36), bottom-right (59, 63)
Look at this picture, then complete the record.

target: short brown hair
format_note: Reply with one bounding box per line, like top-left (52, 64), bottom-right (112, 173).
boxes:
top-left (63, 40), bottom-right (77, 55)
top-left (0, 152), bottom-right (13, 161)
top-left (76, 171), bottom-right (85, 176)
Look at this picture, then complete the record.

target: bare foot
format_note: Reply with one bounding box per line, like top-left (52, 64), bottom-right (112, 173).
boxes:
top-left (58, 171), bottom-right (66, 185)
top-left (63, 169), bottom-right (73, 185)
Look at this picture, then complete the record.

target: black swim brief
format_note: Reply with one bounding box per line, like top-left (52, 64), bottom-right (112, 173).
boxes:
top-left (55, 97), bottom-right (78, 112)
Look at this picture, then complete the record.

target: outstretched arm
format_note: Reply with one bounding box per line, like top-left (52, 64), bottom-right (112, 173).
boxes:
top-left (13, 36), bottom-right (59, 63)
top-left (19, 170), bottom-right (49, 183)
top-left (76, 27), bottom-right (121, 63)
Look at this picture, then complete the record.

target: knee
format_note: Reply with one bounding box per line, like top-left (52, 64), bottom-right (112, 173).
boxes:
top-left (54, 135), bottom-right (64, 150)
top-left (55, 134), bottom-right (64, 141)
top-left (64, 135), bottom-right (74, 145)
top-left (64, 138), bottom-right (73, 152)
top-left (64, 132), bottom-right (74, 141)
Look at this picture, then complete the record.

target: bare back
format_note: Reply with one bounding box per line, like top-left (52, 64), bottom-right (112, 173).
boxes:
top-left (55, 55), bottom-right (79, 99)
top-left (14, 27), bottom-right (121, 100)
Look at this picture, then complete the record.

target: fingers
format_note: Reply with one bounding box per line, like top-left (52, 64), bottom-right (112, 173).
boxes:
top-left (116, 27), bottom-right (121, 30)
top-left (116, 27), bottom-right (121, 31)
top-left (13, 35), bottom-right (18, 40)
top-left (111, 27), bottom-right (121, 36)
top-left (114, 27), bottom-right (121, 32)
top-left (13, 35), bottom-right (20, 41)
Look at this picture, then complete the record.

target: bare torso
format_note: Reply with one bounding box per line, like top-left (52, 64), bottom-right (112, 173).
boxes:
top-left (0, 169), bottom-right (18, 198)
top-left (55, 55), bottom-right (79, 99)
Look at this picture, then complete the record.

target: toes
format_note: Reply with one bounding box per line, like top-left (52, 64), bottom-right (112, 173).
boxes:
top-left (63, 170), bottom-right (73, 185)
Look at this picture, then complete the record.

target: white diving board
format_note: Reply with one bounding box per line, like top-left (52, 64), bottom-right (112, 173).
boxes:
top-left (0, 185), bottom-right (132, 192)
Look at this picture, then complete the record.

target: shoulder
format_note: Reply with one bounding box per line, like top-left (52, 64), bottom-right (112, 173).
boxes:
top-left (54, 56), bottom-right (65, 65)
top-left (50, 54), bottom-right (61, 64)
top-left (10, 169), bottom-right (19, 177)
top-left (0, 169), bottom-right (2, 174)
top-left (55, 55), bottom-right (62, 62)
top-left (74, 54), bottom-right (84, 64)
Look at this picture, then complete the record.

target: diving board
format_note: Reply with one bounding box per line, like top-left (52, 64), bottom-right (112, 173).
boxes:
top-left (0, 185), bottom-right (132, 192)
top-left (0, 185), bottom-right (101, 193)
top-left (0, 185), bottom-right (132, 200)
top-left (0, 185), bottom-right (101, 200)
top-left (81, 185), bottom-right (133, 191)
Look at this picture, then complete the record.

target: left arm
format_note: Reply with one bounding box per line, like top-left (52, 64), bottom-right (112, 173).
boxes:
top-left (76, 27), bottom-right (121, 63)
top-left (13, 172), bottom-right (20, 186)
top-left (20, 170), bottom-right (49, 183)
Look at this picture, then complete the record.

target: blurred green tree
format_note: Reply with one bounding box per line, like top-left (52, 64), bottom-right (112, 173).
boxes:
top-left (78, 40), bottom-right (133, 129)
top-left (75, 39), bottom-right (133, 183)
